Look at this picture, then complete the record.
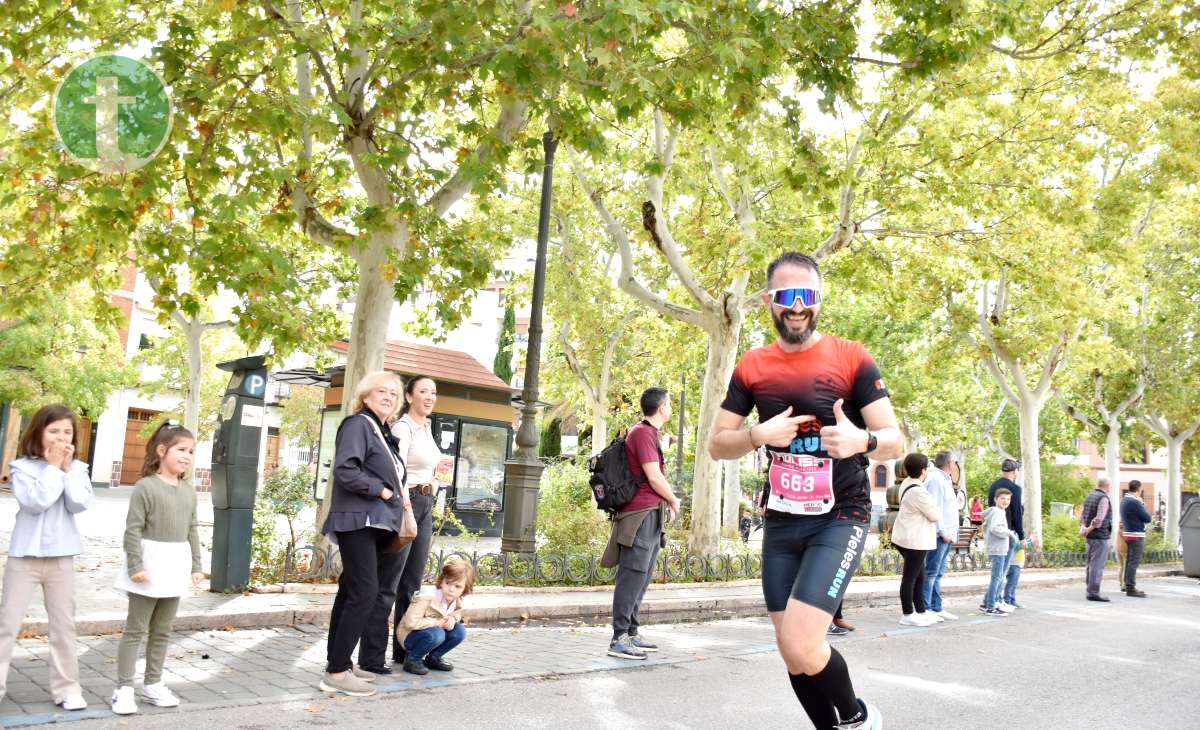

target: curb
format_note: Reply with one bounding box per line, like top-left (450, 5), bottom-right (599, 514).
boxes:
top-left (17, 565), bottom-right (1181, 638)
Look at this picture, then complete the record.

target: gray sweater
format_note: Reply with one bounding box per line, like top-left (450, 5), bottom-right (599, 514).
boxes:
top-left (983, 505), bottom-right (1019, 556)
top-left (123, 475), bottom-right (202, 575)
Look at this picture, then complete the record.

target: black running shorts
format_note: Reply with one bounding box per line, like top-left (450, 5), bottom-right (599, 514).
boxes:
top-left (761, 515), bottom-right (869, 614)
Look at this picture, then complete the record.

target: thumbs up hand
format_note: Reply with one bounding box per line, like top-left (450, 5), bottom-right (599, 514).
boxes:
top-left (819, 399), bottom-right (868, 458)
top-left (751, 406), bottom-right (815, 449)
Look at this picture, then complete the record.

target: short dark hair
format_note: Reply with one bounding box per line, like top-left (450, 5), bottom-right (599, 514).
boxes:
top-left (994, 487), bottom-right (1012, 499)
top-left (17, 404), bottom-right (80, 460)
top-left (933, 451), bottom-right (953, 469)
top-left (766, 252), bottom-right (820, 288)
top-left (903, 453), bottom-right (928, 478)
top-left (1127, 480), bottom-right (1142, 493)
top-left (640, 387), bottom-right (669, 417)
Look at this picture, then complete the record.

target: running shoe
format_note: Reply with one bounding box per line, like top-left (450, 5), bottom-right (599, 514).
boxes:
top-left (607, 634), bottom-right (647, 660)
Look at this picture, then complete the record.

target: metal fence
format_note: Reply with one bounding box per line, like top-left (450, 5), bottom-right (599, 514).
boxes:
top-left (278, 544), bottom-right (1183, 587)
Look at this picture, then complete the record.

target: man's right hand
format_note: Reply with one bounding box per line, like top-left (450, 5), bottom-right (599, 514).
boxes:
top-left (667, 499), bottom-right (681, 524)
top-left (942, 532), bottom-right (955, 543)
top-left (380, 488), bottom-right (394, 501)
top-left (753, 407), bottom-right (814, 449)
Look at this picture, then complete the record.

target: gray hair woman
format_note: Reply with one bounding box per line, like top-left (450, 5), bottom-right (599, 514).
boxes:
top-left (319, 371), bottom-right (410, 697)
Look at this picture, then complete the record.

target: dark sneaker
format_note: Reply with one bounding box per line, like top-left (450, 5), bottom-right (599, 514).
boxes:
top-left (983, 607), bottom-right (1008, 616)
top-left (424, 655), bottom-right (454, 671)
top-left (1087, 595), bottom-right (1111, 602)
top-left (402, 658), bottom-right (429, 676)
top-left (1125, 588), bottom-right (1146, 598)
top-left (827, 624), bottom-right (850, 636)
top-left (607, 634), bottom-right (647, 660)
top-left (629, 634), bottom-right (658, 652)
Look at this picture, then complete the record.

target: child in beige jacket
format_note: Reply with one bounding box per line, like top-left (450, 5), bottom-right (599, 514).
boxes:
top-left (397, 560), bottom-right (473, 675)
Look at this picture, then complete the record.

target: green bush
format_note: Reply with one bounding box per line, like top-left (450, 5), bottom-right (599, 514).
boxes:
top-left (535, 459), bottom-right (610, 553)
top-left (1040, 461), bottom-right (1093, 515)
top-left (1042, 514), bottom-right (1086, 553)
top-left (251, 466), bottom-right (315, 584)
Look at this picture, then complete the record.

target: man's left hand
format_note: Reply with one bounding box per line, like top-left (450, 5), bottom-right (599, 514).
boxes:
top-left (820, 399), bottom-right (867, 458)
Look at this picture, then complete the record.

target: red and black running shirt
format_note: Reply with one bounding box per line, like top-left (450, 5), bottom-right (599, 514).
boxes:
top-left (720, 335), bottom-right (890, 521)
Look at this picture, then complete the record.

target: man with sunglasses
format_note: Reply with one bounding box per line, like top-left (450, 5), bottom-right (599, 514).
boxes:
top-left (708, 252), bottom-right (902, 730)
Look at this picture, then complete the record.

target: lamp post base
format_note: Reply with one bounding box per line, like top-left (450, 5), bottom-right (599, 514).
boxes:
top-left (501, 456), bottom-right (545, 554)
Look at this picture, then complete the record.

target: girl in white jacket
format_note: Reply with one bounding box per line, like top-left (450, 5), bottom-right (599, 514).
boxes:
top-left (891, 453), bottom-right (943, 626)
top-left (0, 404), bottom-right (94, 712)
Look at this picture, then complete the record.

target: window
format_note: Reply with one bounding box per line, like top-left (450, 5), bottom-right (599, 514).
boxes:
top-left (453, 422), bottom-right (509, 511)
top-left (874, 464), bottom-right (888, 488)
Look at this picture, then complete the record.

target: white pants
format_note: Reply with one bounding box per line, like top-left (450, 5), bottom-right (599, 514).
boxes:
top-left (0, 555), bottom-right (81, 704)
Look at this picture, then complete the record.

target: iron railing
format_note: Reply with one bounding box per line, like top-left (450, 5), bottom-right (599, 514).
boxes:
top-left (277, 545), bottom-right (1182, 586)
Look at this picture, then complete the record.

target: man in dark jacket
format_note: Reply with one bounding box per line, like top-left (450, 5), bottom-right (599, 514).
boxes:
top-left (1080, 477), bottom-right (1113, 602)
top-left (1120, 480), bottom-right (1154, 597)
top-left (988, 459), bottom-right (1025, 608)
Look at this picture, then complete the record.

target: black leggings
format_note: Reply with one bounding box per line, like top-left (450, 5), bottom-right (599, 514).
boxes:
top-left (896, 546), bottom-right (928, 615)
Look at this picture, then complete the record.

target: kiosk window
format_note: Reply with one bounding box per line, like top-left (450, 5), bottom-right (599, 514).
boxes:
top-left (454, 422), bottom-right (508, 511)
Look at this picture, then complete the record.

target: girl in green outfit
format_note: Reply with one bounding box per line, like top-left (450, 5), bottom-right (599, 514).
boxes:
top-left (111, 423), bottom-right (204, 716)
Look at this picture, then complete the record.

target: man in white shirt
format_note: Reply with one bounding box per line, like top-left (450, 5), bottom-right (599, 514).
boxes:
top-left (921, 452), bottom-right (960, 620)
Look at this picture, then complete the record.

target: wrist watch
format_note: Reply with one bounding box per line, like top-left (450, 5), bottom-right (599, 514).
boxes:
top-left (864, 432), bottom-right (878, 454)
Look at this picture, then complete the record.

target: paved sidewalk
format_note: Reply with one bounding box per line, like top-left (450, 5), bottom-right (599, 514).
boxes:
top-left (4, 574), bottom-right (1196, 729)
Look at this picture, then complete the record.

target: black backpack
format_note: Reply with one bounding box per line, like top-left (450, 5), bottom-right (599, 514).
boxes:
top-left (588, 429), bottom-right (662, 515)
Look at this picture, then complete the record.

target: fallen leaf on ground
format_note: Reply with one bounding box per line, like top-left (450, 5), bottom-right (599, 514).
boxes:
top-left (305, 704), bottom-right (322, 713)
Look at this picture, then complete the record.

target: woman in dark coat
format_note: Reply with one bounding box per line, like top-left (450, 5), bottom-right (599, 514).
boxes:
top-left (319, 371), bottom-right (410, 697)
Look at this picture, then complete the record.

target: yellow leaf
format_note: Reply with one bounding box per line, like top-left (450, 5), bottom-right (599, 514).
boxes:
top-left (218, 0), bottom-right (237, 11)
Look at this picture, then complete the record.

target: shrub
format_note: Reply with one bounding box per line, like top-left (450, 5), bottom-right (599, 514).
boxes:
top-left (1042, 514), bottom-right (1086, 553)
top-left (251, 466), bottom-right (315, 584)
top-left (535, 459), bottom-right (610, 553)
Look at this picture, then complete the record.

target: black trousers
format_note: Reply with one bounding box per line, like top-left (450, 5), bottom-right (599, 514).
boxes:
top-left (326, 527), bottom-right (393, 674)
top-left (896, 546), bottom-right (929, 615)
top-left (1124, 537), bottom-right (1145, 590)
top-left (390, 492), bottom-right (435, 661)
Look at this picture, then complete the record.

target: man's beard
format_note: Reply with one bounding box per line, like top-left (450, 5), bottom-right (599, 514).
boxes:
top-left (773, 309), bottom-right (818, 346)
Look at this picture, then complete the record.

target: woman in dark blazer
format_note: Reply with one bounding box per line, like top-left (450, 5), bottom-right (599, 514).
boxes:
top-left (319, 371), bottom-right (410, 697)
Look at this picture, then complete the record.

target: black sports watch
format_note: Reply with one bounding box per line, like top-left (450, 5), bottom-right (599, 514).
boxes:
top-left (864, 432), bottom-right (878, 454)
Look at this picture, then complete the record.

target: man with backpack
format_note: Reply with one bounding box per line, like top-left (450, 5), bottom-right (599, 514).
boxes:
top-left (599, 387), bottom-right (680, 660)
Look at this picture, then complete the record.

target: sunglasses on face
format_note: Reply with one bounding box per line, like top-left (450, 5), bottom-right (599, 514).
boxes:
top-left (767, 287), bottom-right (822, 310)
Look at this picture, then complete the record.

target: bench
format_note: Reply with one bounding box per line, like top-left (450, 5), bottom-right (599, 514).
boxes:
top-left (951, 525), bottom-right (978, 553)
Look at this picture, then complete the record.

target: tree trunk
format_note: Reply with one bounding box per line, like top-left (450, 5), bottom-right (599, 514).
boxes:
top-left (1016, 397), bottom-right (1044, 540)
top-left (1165, 437), bottom-right (1182, 546)
top-left (722, 458), bottom-right (741, 537)
top-left (1103, 425), bottom-right (1122, 552)
top-left (316, 244), bottom-right (394, 530)
top-left (183, 315), bottom-right (203, 437)
top-left (590, 396), bottom-right (607, 457)
top-left (688, 307), bottom-right (741, 555)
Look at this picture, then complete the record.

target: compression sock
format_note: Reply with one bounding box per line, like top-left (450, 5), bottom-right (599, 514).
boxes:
top-left (809, 647), bottom-right (862, 726)
top-left (788, 672), bottom-right (838, 728)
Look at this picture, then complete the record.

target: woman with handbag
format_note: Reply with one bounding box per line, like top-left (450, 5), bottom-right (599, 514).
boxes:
top-left (891, 452), bottom-right (943, 627)
top-left (388, 375), bottom-right (448, 669)
top-left (319, 371), bottom-right (416, 697)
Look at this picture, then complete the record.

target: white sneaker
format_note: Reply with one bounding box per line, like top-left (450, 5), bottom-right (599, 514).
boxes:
top-left (57, 694), bottom-right (87, 711)
top-left (899, 614), bottom-right (926, 626)
top-left (835, 699), bottom-right (882, 729)
top-left (996, 603), bottom-right (1016, 614)
top-left (936, 610), bottom-right (959, 620)
top-left (917, 612), bottom-right (943, 624)
top-left (111, 685), bottom-right (138, 715)
top-left (141, 681), bottom-right (181, 707)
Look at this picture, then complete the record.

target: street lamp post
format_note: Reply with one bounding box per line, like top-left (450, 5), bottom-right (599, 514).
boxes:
top-left (502, 129), bottom-right (558, 553)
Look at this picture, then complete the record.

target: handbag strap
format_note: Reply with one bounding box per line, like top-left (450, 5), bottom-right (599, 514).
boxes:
top-left (360, 413), bottom-right (407, 491)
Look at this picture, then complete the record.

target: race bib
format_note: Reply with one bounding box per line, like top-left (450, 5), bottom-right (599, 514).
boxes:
top-left (767, 453), bottom-right (835, 515)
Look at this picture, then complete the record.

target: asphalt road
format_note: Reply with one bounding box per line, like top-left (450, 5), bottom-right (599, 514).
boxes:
top-left (56, 574), bottom-right (1200, 730)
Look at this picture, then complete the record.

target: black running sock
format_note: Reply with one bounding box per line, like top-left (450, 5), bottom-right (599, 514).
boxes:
top-left (809, 648), bottom-right (862, 725)
top-left (788, 672), bottom-right (838, 728)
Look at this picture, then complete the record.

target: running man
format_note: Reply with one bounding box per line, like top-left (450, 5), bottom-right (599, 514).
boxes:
top-left (708, 252), bottom-right (902, 730)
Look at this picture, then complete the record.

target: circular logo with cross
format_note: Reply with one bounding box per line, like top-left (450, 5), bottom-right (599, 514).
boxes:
top-left (52, 55), bottom-right (173, 174)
